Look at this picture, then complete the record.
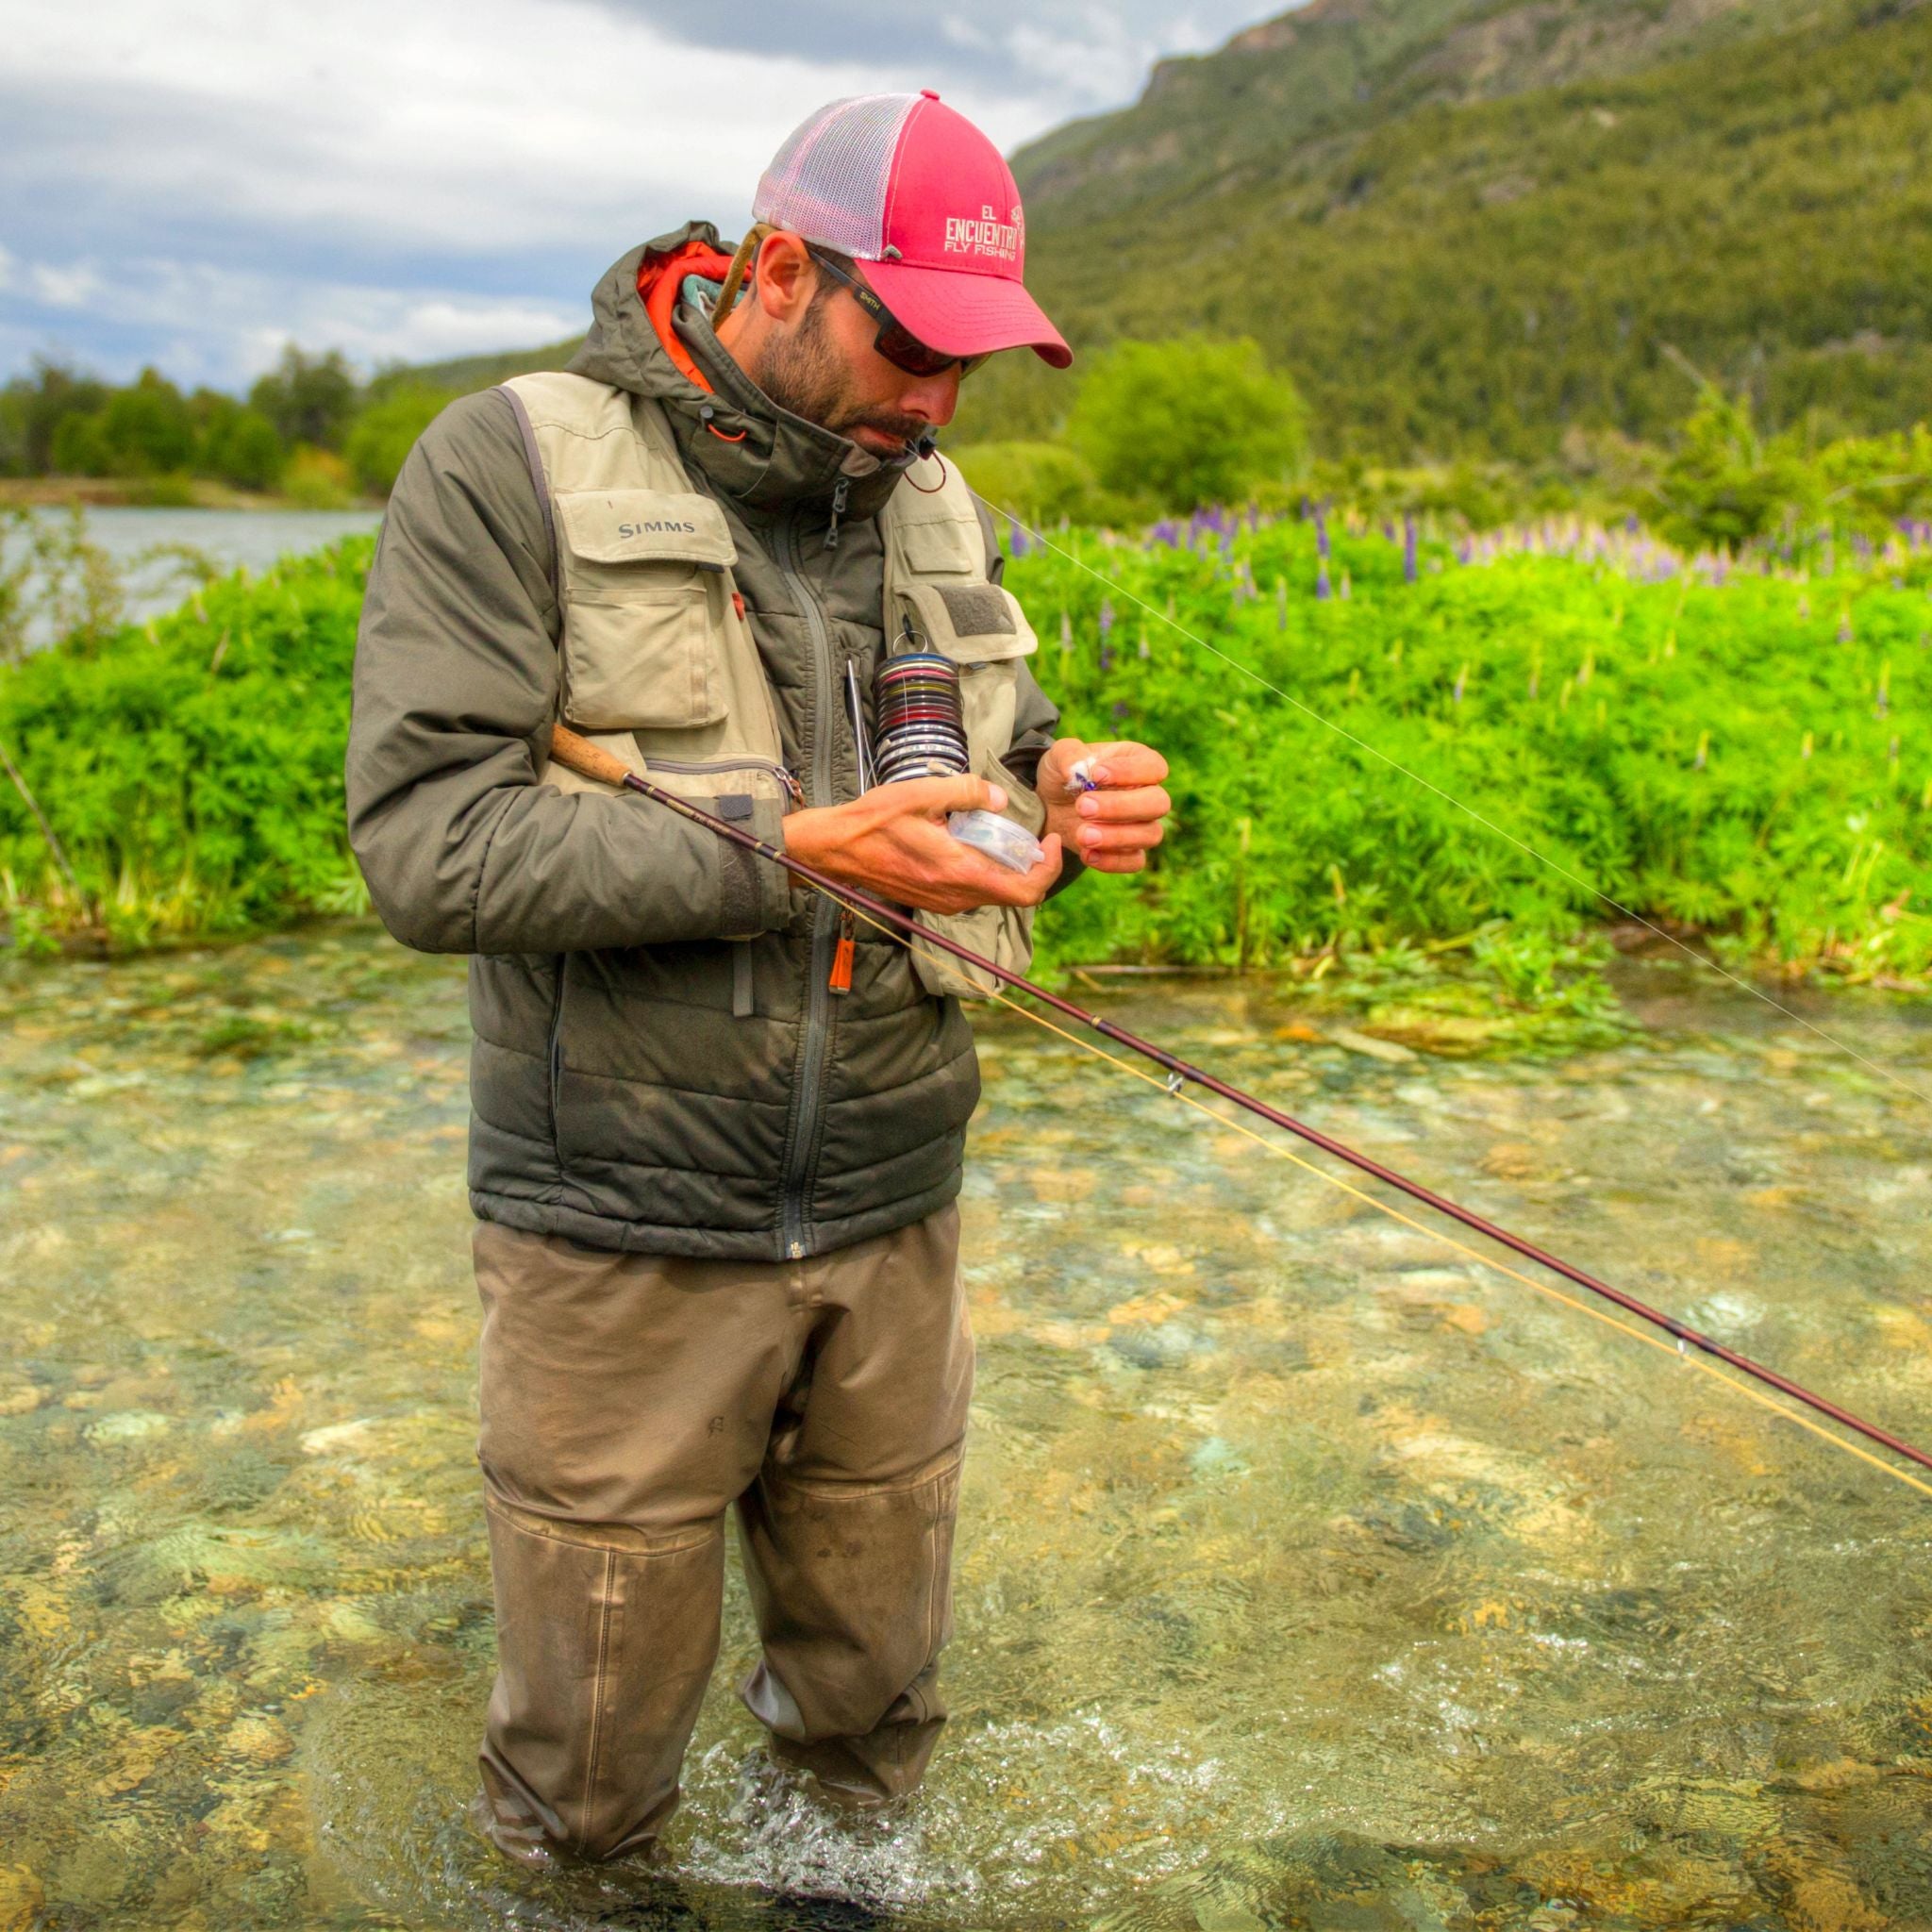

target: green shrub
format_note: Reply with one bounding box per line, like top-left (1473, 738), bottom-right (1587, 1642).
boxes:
top-left (345, 386), bottom-right (457, 497)
top-left (950, 441), bottom-right (1103, 525)
top-left (282, 446), bottom-right (358, 509)
top-left (0, 541), bottom-right (372, 944)
top-left (1067, 336), bottom-right (1307, 513)
top-left (201, 405), bottom-right (286, 491)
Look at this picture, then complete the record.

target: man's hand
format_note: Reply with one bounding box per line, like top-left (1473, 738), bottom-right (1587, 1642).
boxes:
top-left (1036, 738), bottom-right (1172, 874)
top-left (781, 775), bottom-right (1063, 915)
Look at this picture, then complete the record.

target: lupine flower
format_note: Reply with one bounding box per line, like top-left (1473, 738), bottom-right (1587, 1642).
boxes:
top-left (1340, 571), bottom-right (1352, 600)
top-left (1837, 608), bottom-right (1855, 643)
top-left (1403, 514), bottom-right (1418, 585)
top-left (1694, 730), bottom-right (1709, 770)
top-left (1314, 507), bottom-right (1331, 561)
top-left (1453, 663), bottom-right (1467, 704)
top-left (1059, 611), bottom-right (1073, 651)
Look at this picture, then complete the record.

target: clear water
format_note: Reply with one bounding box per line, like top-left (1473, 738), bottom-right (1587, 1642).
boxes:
top-left (5, 507), bottom-right (382, 647)
top-left (2, 927), bottom-right (1929, 1930)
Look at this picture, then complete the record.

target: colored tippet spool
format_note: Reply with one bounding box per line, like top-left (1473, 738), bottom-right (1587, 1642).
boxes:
top-left (869, 649), bottom-right (1044, 874)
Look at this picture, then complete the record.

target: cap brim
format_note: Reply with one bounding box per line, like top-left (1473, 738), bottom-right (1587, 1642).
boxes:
top-left (861, 258), bottom-right (1073, 369)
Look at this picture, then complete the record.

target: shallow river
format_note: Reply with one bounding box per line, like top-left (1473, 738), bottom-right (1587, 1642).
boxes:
top-left (2, 929), bottom-right (1929, 1930)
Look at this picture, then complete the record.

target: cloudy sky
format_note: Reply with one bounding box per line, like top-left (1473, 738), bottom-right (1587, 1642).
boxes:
top-left (0, 0), bottom-right (1278, 393)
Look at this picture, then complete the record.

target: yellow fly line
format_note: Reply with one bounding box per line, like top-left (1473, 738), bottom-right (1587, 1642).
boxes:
top-left (844, 891), bottom-right (1932, 1506)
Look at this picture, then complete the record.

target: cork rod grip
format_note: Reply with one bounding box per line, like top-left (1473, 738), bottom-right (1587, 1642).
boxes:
top-left (547, 724), bottom-right (637, 791)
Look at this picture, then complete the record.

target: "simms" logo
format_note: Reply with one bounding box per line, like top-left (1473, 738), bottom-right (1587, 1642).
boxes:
top-left (942, 203), bottom-right (1022, 262)
top-left (618, 519), bottom-right (697, 538)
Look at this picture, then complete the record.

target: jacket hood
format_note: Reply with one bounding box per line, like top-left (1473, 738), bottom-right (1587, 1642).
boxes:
top-left (568, 223), bottom-right (911, 523)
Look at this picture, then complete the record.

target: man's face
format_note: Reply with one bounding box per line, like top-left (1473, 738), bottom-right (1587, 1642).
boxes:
top-left (751, 267), bottom-right (962, 460)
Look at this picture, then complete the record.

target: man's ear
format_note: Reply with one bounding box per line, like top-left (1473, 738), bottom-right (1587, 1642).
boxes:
top-left (754, 232), bottom-right (815, 324)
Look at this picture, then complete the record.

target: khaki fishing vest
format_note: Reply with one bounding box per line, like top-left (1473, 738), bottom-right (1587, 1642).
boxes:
top-left (501, 371), bottom-right (1043, 996)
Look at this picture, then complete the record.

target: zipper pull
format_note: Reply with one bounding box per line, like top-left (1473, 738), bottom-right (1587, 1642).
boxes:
top-left (824, 476), bottom-right (850, 551)
top-left (829, 908), bottom-right (856, 995)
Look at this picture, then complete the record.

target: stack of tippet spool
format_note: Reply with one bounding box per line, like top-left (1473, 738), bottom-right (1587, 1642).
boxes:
top-left (871, 651), bottom-right (970, 783)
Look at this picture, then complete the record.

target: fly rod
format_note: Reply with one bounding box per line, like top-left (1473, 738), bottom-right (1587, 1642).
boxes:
top-left (548, 723), bottom-right (1932, 1485)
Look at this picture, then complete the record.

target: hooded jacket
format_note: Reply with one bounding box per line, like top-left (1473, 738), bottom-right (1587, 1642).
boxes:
top-left (346, 226), bottom-right (1069, 1259)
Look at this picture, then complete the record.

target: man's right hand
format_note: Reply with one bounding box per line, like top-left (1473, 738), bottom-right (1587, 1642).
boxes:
top-left (780, 776), bottom-right (1062, 915)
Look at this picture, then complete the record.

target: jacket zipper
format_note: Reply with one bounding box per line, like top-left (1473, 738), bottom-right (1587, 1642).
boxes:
top-left (776, 505), bottom-right (840, 1259)
top-left (546, 958), bottom-right (568, 1175)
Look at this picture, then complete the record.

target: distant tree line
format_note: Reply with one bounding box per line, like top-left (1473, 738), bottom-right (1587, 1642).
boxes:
top-left (0, 349), bottom-right (455, 505)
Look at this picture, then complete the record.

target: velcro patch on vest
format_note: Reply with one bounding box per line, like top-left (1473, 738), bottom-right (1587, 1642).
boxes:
top-left (554, 489), bottom-right (737, 569)
top-left (936, 584), bottom-right (1016, 638)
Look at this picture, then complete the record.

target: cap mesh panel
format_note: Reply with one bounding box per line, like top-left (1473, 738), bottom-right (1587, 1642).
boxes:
top-left (752, 94), bottom-right (915, 260)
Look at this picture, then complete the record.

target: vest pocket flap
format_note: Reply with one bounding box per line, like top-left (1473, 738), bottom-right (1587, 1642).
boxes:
top-left (892, 504), bottom-right (986, 577)
top-left (898, 580), bottom-right (1038, 663)
top-left (555, 489), bottom-right (737, 568)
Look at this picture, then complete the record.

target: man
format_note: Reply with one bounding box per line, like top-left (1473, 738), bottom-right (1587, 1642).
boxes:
top-left (346, 91), bottom-right (1171, 1867)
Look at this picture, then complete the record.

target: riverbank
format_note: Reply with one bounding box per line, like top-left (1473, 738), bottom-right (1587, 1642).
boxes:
top-left (0, 477), bottom-right (382, 512)
top-left (1, 515), bottom-right (1927, 1006)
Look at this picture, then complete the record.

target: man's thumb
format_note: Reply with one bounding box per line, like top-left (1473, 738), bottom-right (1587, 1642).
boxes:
top-left (913, 774), bottom-right (1006, 817)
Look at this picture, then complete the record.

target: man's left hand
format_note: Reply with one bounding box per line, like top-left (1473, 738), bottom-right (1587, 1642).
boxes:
top-left (1036, 738), bottom-right (1172, 874)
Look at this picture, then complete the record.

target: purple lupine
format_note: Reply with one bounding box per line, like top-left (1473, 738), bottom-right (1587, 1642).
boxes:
top-left (1403, 513), bottom-right (1418, 585)
top-left (1098, 598), bottom-right (1116, 670)
top-left (1316, 559), bottom-right (1333, 600)
top-left (1314, 506), bottom-right (1331, 561)
top-left (1339, 570), bottom-right (1352, 600)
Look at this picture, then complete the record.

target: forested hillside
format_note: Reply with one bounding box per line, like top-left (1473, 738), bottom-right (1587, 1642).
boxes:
top-left (953, 0), bottom-right (1932, 459)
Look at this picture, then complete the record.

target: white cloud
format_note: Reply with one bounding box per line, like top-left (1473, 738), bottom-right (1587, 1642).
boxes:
top-left (3, 247), bottom-right (582, 386)
top-left (1, 0), bottom-right (1008, 256)
top-left (0, 0), bottom-right (1282, 386)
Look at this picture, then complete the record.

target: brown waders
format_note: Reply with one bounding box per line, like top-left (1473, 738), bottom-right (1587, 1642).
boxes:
top-left (471, 1204), bottom-right (973, 1863)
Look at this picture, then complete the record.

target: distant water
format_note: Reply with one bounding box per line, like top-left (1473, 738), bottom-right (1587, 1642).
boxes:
top-left (5, 505), bottom-right (383, 648)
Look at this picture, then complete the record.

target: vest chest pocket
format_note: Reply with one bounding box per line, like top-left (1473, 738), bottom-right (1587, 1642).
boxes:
top-left (554, 488), bottom-right (738, 731)
top-left (892, 577), bottom-right (1039, 761)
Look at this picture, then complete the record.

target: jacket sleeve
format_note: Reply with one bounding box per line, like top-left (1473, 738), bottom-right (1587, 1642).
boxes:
top-left (345, 391), bottom-right (790, 955)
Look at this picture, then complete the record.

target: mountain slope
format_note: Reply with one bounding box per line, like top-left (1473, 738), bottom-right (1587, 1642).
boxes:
top-left (957, 0), bottom-right (1932, 459)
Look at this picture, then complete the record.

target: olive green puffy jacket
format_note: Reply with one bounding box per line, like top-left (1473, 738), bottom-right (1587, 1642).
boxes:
top-left (346, 226), bottom-right (1071, 1259)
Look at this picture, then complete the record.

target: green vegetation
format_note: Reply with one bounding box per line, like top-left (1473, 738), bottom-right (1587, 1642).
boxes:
top-left (956, 0), bottom-right (1932, 465)
top-left (3, 517), bottom-right (1926, 1034)
top-left (0, 541), bottom-right (372, 950)
top-left (0, 349), bottom-right (457, 505)
top-left (1004, 511), bottom-right (1932, 992)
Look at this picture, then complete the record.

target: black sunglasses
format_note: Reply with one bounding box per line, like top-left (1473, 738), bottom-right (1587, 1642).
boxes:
top-left (807, 248), bottom-right (991, 382)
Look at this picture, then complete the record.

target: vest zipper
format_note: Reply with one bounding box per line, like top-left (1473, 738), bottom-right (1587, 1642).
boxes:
top-left (776, 507), bottom-right (841, 1259)
top-left (636, 754), bottom-right (804, 804)
top-left (824, 476), bottom-right (850, 551)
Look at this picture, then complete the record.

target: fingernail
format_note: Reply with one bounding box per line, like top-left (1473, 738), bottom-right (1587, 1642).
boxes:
top-left (1089, 765), bottom-right (1110, 786)
top-left (986, 786), bottom-right (1008, 811)
top-left (1077, 795), bottom-right (1099, 817)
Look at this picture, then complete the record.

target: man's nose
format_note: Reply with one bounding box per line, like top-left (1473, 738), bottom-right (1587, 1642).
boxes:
top-left (897, 370), bottom-right (961, 426)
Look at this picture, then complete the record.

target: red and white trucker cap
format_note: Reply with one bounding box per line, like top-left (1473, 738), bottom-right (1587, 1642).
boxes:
top-left (753, 92), bottom-right (1072, 369)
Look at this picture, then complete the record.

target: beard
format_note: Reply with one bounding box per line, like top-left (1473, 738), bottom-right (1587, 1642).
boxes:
top-left (752, 298), bottom-right (926, 452)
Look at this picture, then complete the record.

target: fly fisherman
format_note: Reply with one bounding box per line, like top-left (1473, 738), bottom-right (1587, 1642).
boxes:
top-left (346, 92), bottom-right (1172, 1867)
